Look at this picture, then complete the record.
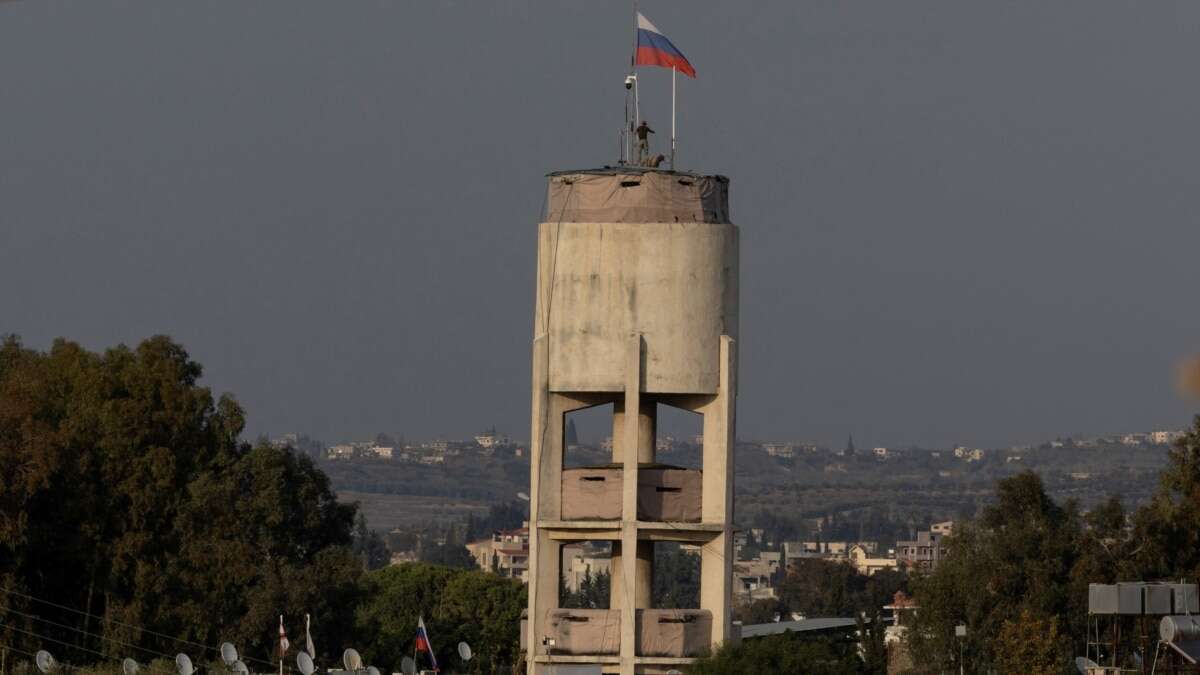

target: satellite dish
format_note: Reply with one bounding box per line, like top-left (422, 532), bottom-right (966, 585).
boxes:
top-left (366, 667), bottom-right (380, 675)
top-left (232, 662), bottom-right (248, 675)
top-left (1075, 657), bottom-right (1099, 674)
top-left (457, 642), bottom-right (472, 661)
top-left (220, 643), bottom-right (238, 667)
top-left (176, 653), bottom-right (194, 675)
top-left (516, 492), bottom-right (530, 502)
top-left (399, 657), bottom-right (416, 675)
top-left (35, 650), bottom-right (57, 674)
top-left (342, 648), bottom-right (363, 672)
top-left (123, 659), bottom-right (140, 675)
top-left (296, 652), bottom-right (314, 675)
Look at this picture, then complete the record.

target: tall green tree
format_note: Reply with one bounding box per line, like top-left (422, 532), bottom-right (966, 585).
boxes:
top-left (906, 471), bottom-right (1080, 672)
top-left (1132, 416), bottom-right (1200, 579)
top-left (0, 335), bottom-right (360, 665)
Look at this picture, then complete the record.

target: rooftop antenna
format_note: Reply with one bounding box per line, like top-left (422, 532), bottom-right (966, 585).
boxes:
top-left (295, 652), bottom-right (314, 675)
top-left (175, 654), bottom-right (194, 675)
top-left (341, 649), bottom-right (362, 673)
top-left (123, 659), bottom-right (140, 675)
top-left (35, 650), bottom-right (57, 674)
top-left (456, 642), bottom-right (472, 662)
top-left (219, 644), bottom-right (238, 669)
top-left (399, 657), bottom-right (416, 675)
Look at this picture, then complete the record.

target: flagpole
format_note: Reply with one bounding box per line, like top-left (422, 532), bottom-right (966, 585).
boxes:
top-left (671, 65), bottom-right (677, 169)
top-left (632, 0), bottom-right (640, 129)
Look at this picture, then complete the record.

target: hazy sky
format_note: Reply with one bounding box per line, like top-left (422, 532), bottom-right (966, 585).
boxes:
top-left (3, 1), bottom-right (1199, 449)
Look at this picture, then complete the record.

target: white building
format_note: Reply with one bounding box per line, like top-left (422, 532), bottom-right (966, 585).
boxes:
top-left (762, 443), bottom-right (795, 458)
top-left (1151, 430), bottom-right (1184, 445)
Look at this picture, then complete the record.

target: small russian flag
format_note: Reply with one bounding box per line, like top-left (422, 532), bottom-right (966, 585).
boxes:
top-left (414, 616), bottom-right (438, 672)
top-left (635, 12), bottom-right (695, 78)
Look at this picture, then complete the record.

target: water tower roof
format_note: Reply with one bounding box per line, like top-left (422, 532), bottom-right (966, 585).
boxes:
top-left (544, 166), bottom-right (730, 224)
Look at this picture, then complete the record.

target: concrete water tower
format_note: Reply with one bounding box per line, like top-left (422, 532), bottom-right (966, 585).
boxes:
top-left (525, 167), bottom-right (738, 675)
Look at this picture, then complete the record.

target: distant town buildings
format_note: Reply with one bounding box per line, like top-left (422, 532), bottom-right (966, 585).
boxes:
top-left (560, 542), bottom-right (613, 592)
top-left (465, 527), bottom-right (530, 583)
top-left (896, 525), bottom-right (950, 571)
top-left (953, 446), bottom-right (985, 462)
top-left (848, 544), bottom-right (898, 575)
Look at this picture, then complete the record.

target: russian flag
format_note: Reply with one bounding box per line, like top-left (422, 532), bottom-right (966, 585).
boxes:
top-left (415, 616), bottom-right (438, 672)
top-left (635, 12), bottom-right (695, 78)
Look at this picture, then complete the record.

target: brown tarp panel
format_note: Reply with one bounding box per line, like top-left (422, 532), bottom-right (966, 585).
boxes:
top-left (637, 469), bottom-right (702, 522)
top-left (636, 609), bottom-right (713, 657)
top-left (544, 609), bottom-right (621, 655)
top-left (546, 171), bottom-right (730, 224)
top-left (561, 468), bottom-right (623, 520)
top-left (562, 467), bottom-right (701, 522)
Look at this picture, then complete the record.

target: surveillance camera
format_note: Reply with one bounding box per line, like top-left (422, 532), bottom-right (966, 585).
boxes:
top-left (624, 75), bottom-right (636, 89)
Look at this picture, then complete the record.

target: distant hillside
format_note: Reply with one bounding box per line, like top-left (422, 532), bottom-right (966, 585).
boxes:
top-left (324, 442), bottom-right (1170, 539)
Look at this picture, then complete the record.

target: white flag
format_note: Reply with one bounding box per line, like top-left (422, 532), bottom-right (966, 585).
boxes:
top-left (279, 615), bottom-right (290, 658)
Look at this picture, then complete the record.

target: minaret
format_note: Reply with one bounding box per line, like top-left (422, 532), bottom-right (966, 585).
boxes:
top-left (525, 167), bottom-right (738, 674)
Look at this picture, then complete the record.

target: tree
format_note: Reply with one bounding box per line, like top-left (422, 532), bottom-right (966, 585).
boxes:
top-left (777, 559), bottom-right (906, 619)
top-left (1132, 416), bottom-right (1200, 579)
top-left (565, 419), bottom-right (579, 447)
top-left (352, 513), bottom-right (390, 571)
top-left (561, 570), bottom-right (610, 609)
top-left (0, 335), bottom-right (361, 663)
top-left (859, 613), bottom-right (888, 675)
top-left (906, 471), bottom-right (1080, 671)
top-left (993, 610), bottom-right (1066, 675)
top-left (735, 598), bottom-right (784, 624)
top-left (418, 541), bottom-right (476, 569)
top-left (688, 632), bottom-right (865, 675)
top-left (354, 563), bottom-right (524, 674)
top-left (653, 544), bottom-right (700, 608)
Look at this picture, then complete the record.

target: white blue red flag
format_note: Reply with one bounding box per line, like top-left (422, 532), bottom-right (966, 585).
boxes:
top-left (635, 12), bottom-right (695, 78)
top-left (278, 616), bottom-right (290, 659)
top-left (414, 616), bottom-right (438, 671)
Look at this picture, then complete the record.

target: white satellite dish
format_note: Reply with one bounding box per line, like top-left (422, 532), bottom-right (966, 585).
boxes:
top-left (123, 658), bottom-right (140, 675)
top-left (35, 650), bottom-right (57, 674)
top-left (232, 662), bottom-right (248, 675)
top-left (220, 643), bottom-right (238, 667)
top-left (457, 642), bottom-right (472, 662)
top-left (399, 657), bottom-right (416, 675)
top-left (1075, 657), bottom-right (1099, 674)
top-left (296, 652), bottom-right (314, 675)
top-left (366, 666), bottom-right (380, 675)
top-left (342, 648), bottom-right (363, 672)
top-left (176, 653), bottom-right (194, 675)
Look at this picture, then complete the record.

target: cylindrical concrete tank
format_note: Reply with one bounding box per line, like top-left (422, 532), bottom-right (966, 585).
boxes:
top-left (534, 169), bottom-right (738, 395)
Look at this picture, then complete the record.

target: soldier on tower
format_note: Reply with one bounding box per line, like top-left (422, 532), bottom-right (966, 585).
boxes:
top-left (635, 120), bottom-right (655, 163)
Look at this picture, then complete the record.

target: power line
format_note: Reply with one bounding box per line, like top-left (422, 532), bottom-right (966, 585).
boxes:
top-left (1, 621), bottom-right (175, 675)
top-left (0, 604), bottom-right (224, 670)
top-left (0, 589), bottom-right (276, 669)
